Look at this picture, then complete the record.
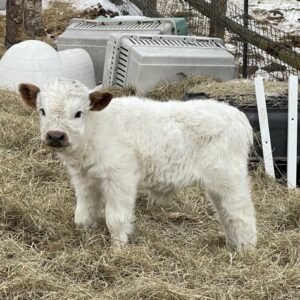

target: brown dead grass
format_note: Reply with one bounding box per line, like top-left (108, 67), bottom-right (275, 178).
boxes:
top-left (147, 76), bottom-right (288, 104)
top-left (0, 86), bottom-right (299, 299)
top-left (100, 85), bottom-right (136, 97)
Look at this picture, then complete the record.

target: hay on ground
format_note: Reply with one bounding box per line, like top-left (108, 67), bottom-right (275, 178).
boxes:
top-left (146, 76), bottom-right (289, 105)
top-left (99, 85), bottom-right (136, 97)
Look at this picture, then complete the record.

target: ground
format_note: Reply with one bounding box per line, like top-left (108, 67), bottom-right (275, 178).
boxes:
top-left (0, 1), bottom-right (299, 299)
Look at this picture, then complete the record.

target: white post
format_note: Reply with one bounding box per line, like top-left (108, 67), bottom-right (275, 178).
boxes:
top-left (287, 75), bottom-right (298, 189)
top-left (254, 77), bottom-right (275, 178)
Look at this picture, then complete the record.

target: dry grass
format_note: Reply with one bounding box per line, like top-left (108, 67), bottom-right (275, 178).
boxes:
top-left (146, 76), bottom-right (289, 104)
top-left (100, 85), bottom-right (136, 97)
top-left (1, 86), bottom-right (300, 299)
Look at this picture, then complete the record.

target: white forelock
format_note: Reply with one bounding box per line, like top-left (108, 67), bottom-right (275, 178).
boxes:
top-left (40, 78), bottom-right (89, 99)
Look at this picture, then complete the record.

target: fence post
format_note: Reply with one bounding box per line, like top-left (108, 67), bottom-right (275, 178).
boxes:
top-left (209, 0), bottom-right (227, 40)
top-left (242, 0), bottom-right (249, 78)
top-left (287, 75), bottom-right (298, 189)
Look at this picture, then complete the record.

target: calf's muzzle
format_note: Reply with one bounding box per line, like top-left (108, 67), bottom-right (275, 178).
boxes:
top-left (45, 131), bottom-right (69, 147)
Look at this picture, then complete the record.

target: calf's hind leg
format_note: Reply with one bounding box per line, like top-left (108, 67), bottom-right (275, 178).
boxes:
top-left (204, 172), bottom-right (256, 250)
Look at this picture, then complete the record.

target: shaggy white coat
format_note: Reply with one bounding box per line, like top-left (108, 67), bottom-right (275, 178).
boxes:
top-left (20, 78), bottom-right (257, 249)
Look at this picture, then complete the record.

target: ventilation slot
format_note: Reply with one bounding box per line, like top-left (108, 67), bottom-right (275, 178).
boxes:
top-left (71, 21), bottom-right (162, 31)
top-left (129, 37), bottom-right (224, 49)
top-left (115, 47), bottom-right (129, 87)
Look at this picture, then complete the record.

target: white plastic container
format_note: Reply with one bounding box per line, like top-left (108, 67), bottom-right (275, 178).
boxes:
top-left (103, 34), bottom-right (236, 95)
top-left (0, 40), bottom-right (97, 91)
top-left (59, 48), bottom-right (96, 89)
top-left (57, 18), bottom-right (177, 83)
top-left (0, 40), bottom-right (63, 91)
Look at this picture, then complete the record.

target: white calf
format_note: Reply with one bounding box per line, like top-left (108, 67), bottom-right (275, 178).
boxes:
top-left (19, 78), bottom-right (256, 249)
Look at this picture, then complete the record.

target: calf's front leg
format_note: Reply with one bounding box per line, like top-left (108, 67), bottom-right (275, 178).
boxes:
top-left (102, 177), bottom-right (137, 248)
top-left (74, 180), bottom-right (101, 229)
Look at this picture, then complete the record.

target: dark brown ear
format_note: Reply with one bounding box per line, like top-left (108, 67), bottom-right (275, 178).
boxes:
top-left (19, 83), bottom-right (40, 110)
top-left (89, 91), bottom-right (113, 111)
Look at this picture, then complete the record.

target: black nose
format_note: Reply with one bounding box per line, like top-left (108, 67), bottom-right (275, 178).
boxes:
top-left (45, 131), bottom-right (68, 147)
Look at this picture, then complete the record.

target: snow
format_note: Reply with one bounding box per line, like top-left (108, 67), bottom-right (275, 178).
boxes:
top-left (231, 0), bottom-right (300, 34)
top-left (42, 0), bottom-right (121, 12)
top-left (42, 0), bottom-right (143, 15)
top-left (112, 16), bottom-right (148, 21)
top-left (122, 0), bottom-right (144, 16)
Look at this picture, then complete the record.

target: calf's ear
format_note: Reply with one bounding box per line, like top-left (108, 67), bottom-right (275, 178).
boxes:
top-left (89, 91), bottom-right (113, 111)
top-left (19, 83), bottom-right (40, 110)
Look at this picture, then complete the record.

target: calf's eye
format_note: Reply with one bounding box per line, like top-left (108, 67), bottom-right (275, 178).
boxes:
top-left (40, 108), bottom-right (46, 116)
top-left (75, 111), bottom-right (83, 118)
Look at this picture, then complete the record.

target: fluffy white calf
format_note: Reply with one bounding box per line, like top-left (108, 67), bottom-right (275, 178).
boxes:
top-left (19, 78), bottom-right (256, 249)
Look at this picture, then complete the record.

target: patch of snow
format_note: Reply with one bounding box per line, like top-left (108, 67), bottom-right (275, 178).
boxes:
top-left (42, 0), bottom-right (50, 9)
top-left (121, 0), bottom-right (143, 16)
top-left (225, 43), bottom-right (236, 53)
top-left (254, 68), bottom-right (271, 80)
top-left (43, 0), bottom-right (121, 12)
top-left (42, 0), bottom-right (143, 16)
top-left (231, 0), bottom-right (300, 34)
top-left (112, 15), bottom-right (148, 21)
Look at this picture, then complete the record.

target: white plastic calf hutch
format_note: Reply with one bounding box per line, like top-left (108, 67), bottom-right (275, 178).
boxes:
top-left (0, 40), bottom-right (63, 91)
top-left (56, 18), bottom-right (178, 83)
top-left (102, 34), bottom-right (236, 95)
top-left (59, 48), bottom-right (96, 89)
top-left (0, 40), bottom-right (96, 91)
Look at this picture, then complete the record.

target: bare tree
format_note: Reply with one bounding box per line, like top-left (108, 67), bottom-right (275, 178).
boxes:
top-left (5, 0), bottom-right (45, 49)
top-left (209, 0), bottom-right (228, 40)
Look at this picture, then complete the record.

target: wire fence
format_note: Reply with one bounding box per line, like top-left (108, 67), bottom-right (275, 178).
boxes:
top-left (128, 0), bottom-right (300, 81)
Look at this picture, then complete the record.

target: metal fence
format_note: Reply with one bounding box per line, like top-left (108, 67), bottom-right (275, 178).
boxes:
top-left (127, 0), bottom-right (300, 81)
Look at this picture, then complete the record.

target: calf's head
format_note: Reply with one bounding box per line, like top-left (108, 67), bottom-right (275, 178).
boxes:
top-left (19, 78), bottom-right (113, 151)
